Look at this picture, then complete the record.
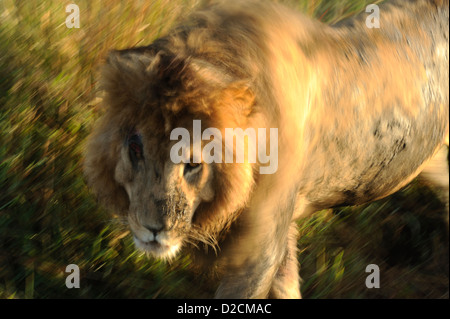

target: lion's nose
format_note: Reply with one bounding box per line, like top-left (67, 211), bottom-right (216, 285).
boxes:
top-left (144, 225), bottom-right (164, 239)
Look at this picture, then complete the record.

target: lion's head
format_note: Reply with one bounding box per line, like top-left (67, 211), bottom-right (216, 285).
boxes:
top-left (84, 45), bottom-right (265, 259)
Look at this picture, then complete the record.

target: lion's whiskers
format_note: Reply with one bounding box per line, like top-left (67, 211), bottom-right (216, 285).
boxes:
top-left (186, 225), bottom-right (220, 255)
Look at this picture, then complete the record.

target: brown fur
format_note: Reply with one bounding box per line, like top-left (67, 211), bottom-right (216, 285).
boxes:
top-left (84, 0), bottom-right (449, 298)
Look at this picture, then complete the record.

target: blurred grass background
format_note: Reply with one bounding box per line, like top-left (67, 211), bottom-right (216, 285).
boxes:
top-left (0, 0), bottom-right (448, 299)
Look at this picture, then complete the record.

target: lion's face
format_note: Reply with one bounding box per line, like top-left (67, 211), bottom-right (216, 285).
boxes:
top-left (114, 127), bottom-right (215, 259)
top-left (84, 49), bottom-right (259, 260)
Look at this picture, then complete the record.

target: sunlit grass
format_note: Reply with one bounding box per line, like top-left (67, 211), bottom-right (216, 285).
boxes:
top-left (0, 0), bottom-right (447, 298)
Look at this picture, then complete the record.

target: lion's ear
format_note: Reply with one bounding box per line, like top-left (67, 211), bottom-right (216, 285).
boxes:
top-left (100, 50), bottom-right (155, 110)
top-left (101, 50), bottom-right (191, 108)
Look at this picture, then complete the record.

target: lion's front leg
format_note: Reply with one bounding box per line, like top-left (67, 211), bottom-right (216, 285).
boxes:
top-left (268, 223), bottom-right (301, 299)
top-left (214, 260), bottom-right (280, 299)
top-left (213, 215), bottom-right (297, 298)
top-left (213, 241), bottom-right (283, 298)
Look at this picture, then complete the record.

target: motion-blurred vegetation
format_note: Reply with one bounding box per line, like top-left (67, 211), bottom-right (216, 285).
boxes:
top-left (0, 0), bottom-right (448, 298)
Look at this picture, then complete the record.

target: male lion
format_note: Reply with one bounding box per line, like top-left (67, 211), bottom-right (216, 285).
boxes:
top-left (84, 0), bottom-right (449, 298)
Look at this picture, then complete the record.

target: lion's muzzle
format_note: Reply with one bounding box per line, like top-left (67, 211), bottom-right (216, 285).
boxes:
top-left (131, 225), bottom-right (182, 259)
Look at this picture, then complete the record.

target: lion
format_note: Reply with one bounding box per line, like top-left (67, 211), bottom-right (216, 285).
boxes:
top-left (84, 0), bottom-right (449, 298)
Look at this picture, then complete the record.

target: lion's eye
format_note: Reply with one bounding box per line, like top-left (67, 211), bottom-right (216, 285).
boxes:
top-left (184, 162), bottom-right (202, 175)
top-left (128, 133), bottom-right (143, 165)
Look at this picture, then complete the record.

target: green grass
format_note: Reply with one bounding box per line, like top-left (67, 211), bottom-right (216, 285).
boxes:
top-left (297, 180), bottom-right (448, 298)
top-left (0, 0), bottom-right (447, 299)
